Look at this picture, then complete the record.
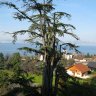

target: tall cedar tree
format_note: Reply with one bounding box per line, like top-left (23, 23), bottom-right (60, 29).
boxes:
top-left (0, 0), bottom-right (79, 96)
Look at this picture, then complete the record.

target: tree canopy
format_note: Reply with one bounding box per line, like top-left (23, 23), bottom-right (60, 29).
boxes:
top-left (0, 0), bottom-right (79, 96)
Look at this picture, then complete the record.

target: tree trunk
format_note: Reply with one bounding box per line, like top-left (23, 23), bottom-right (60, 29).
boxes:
top-left (53, 68), bottom-right (59, 96)
top-left (42, 63), bottom-right (53, 96)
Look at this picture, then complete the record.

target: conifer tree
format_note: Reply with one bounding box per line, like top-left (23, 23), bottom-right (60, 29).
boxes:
top-left (0, 0), bottom-right (79, 96)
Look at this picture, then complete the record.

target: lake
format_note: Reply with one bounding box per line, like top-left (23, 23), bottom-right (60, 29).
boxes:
top-left (0, 43), bottom-right (96, 55)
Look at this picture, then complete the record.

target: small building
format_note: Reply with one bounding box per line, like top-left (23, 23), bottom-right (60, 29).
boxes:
top-left (63, 53), bottom-right (73, 60)
top-left (92, 56), bottom-right (96, 61)
top-left (67, 64), bottom-right (90, 79)
top-left (38, 55), bottom-right (44, 61)
top-left (73, 54), bottom-right (86, 63)
top-left (62, 49), bottom-right (73, 60)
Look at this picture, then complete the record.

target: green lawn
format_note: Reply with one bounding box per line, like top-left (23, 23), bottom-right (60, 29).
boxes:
top-left (32, 74), bottom-right (42, 84)
top-left (28, 73), bottom-right (55, 85)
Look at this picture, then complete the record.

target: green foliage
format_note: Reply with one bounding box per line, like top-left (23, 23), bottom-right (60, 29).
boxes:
top-left (9, 53), bottom-right (21, 65)
top-left (0, 53), bottom-right (4, 69)
top-left (0, 70), bottom-right (13, 86)
top-left (32, 74), bottom-right (42, 84)
top-left (57, 66), bottom-right (96, 96)
top-left (90, 77), bottom-right (96, 86)
top-left (85, 53), bottom-right (92, 58)
top-left (6, 52), bottom-right (21, 69)
top-left (0, 57), bottom-right (39, 96)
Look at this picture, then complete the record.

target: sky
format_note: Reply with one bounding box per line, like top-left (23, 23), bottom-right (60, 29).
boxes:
top-left (0, 0), bottom-right (96, 45)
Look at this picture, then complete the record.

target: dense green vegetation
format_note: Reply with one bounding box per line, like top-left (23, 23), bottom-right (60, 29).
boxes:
top-left (85, 52), bottom-right (96, 58)
top-left (0, 52), bottom-right (96, 96)
top-left (0, 53), bottom-right (4, 69)
top-left (0, 53), bottom-right (39, 96)
top-left (85, 53), bottom-right (92, 58)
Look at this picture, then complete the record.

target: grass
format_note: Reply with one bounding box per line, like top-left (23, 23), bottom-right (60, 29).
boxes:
top-left (28, 73), bottom-right (55, 86)
top-left (32, 74), bottom-right (42, 84)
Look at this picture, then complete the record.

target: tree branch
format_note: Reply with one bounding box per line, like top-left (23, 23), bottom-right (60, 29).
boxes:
top-left (18, 47), bottom-right (44, 54)
top-left (64, 31), bottom-right (79, 40)
top-left (0, 1), bottom-right (38, 24)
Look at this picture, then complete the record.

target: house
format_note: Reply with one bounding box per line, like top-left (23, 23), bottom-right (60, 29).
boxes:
top-left (92, 56), bottom-right (96, 61)
top-left (39, 55), bottom-right (44, 61)
top-left (62, 50), bottom-right (73, 60)
top-left (87, 62), bottom-right (96, 71)
top-left (73, 54), bottom-right (87, 63)
top-left (67, 64), bottom-right (90, 79)
top-left (64, 53), bottom-right (73, 60)
top-left (74, 58), bottom-right (86, 63)
top-left (62, 49), bottom-right (73, 60)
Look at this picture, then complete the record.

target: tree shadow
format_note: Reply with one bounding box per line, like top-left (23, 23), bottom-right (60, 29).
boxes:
top-left (2, 86), bottom-right (41, 96)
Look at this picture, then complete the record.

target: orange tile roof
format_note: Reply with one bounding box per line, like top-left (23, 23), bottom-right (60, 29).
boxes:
top-left (68, 64), bottom-right (90, 73)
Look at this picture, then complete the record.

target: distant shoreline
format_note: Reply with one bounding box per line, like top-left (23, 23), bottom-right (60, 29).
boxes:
top-left (0, 43), bottom-right (96, 55)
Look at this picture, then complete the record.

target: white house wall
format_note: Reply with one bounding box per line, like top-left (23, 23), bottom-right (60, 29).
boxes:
top-left (75, 72), bottom-right (82, 77)
top-left (67, 70), bottom-right (74, 76)
top-left (66, 70), bottom-right (90, 79)
top-left (39, 55), bottom-right (43, 61)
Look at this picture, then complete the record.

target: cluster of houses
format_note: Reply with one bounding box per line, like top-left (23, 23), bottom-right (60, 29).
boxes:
top-left (22, 49), bottom-right (96, 79)
top-left (38, 50), bottom-right (96, 79)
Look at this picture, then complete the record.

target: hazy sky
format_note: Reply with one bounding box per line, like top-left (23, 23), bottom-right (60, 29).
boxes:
top-left (0, 0), bottom-right (96, 45)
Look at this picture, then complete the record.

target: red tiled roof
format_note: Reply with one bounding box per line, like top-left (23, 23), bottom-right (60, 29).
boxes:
top-left (68, 64), bottom-right (90, 73)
